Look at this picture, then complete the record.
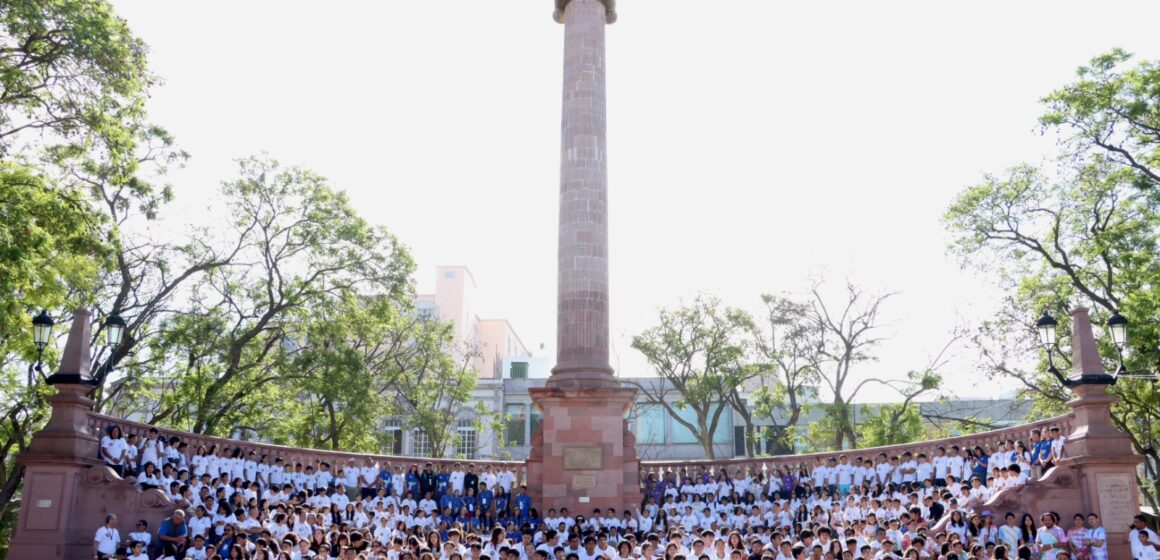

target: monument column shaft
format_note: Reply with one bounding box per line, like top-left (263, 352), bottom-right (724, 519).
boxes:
top-left (554, 0), bottom-right (614, 381)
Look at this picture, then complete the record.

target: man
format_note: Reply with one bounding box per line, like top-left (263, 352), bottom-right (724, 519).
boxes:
top-left (95, 514), bottom-right (120, 560)
top-left (1047, 427), bottom-right (1067, 469)
top-left (872, 540), bottom-right (900, 559)
top-left (156, 509), bottom-right (189, 556)
top-left (359, 458), bottom-right (379, 500)
top-left (1035, 512), bottom-right (1067, 560)
top-left (1131, 514), bottom-right (1160, 560)
top-left (1085, 513), bottom-right (1107, 560)
top-left (420, 462), bottom-right (438, 499)
top-left (464, 464), bottom-right (479, 498)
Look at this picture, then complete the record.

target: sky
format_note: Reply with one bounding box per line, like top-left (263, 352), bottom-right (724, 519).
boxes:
top-left (108, 0), bottom-right (1160, 403)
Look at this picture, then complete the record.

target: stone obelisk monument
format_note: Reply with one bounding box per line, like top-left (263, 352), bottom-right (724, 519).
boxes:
top-left (528, 0), bottom-right (641, 512)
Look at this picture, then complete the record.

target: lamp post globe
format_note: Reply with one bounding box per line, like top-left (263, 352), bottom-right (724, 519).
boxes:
top-left (1107, 312), bottom-right (1128, 347)
top-left (104, 313), bottom-right (126, 348)
top-left (1035, 311), bottom-right (1058, 348)
top-left (32, 309), bottom-right (54, 349)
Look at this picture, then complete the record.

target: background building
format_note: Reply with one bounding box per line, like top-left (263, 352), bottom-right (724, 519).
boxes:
top-left (414, 265), bottom-right (536, 379)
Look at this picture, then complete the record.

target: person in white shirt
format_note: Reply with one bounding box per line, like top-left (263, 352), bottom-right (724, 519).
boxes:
top-left (127, 540), bottom-right (149, 560)
top-left (94, 514), bottom-right (120, 560)
top-left (1131, 514), bottom-right (1160, 560)
top-left (933, 447), bottom-right (950, 487)
top-left (128, 519), bottom-right (152, 550)
top-left (140, 428), bottom-right (165, 471)
top-left (900, 452), bottom-right (919, 484)
top-left (915, 454), bottom-right (933, 485)
top-left (184, 535), bottom-right (210, 560)
top-left (100, 426), bottom-right (129, 477)
top-left (834, 456), bottom-right (854, 495)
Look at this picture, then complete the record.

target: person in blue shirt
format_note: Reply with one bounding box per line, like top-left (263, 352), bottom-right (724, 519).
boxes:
top-left (436, 464), bottom-right (451, 500)
top-left (494, 485), bottom-right (510, 519)
top-left (439, 507), bottom-right (457, 528)
top-left (462, 486), bottom-right (478, 529)
top-left (385, 466), bottom-right (399, 498)
top-left (405, 465), bottom-right (421, 498)
top-left (440, 489), bottom-right (456, 513)
top-left (514, 485), bottom-right (532, 525)
top-left (477, 482), bottom-right (495, 528)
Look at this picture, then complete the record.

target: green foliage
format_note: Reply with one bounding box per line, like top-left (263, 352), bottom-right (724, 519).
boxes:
top-left (629, 294), bottom-right (755, 459)
top-left (1039, 49), bottom-right (1160, 192)
top-left (0, 0), bottom-right (152, 154)
top-left (858, 404), bottom-right (924, 448)
top-left (945, 50), bottom-right (1160, 510)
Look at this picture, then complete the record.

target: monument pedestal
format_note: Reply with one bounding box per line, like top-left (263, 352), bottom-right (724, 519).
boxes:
top-left (528, 385), bottom-right (642, 514)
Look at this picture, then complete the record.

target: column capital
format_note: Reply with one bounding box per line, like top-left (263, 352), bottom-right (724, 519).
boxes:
top-left (554, 0), bottom-right (617, 24)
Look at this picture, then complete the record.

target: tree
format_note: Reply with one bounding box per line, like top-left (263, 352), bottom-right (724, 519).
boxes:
top-left (381, 317), bottom-right (482, 458)
top-left (0, 163), bottom-right (111, 538)
top-left (107, 156), bottom-right (416, 436)
top-left (809, 281), bottom-right (893, 450)
top-left (0, 0), bottom-right (152, 154)
top-left (858, 403), bottom-right (924, 448)
top-left (946, 155), bottom-right (1160, 510)
top-left (749, 294), bottom-right (821, 455)
top-left (765, 281), bottom-right (945, 451)
top-left (1040, 49), bottom-right (1160, 193)
top-left (629, 295), bottom-right (755, 459)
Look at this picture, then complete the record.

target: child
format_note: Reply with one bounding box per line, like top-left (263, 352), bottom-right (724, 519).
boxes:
top-left (126, 540), bottom-right (149, 560)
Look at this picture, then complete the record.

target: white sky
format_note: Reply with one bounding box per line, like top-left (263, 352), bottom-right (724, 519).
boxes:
top-left (108, 0), bottom-right (1160, 403)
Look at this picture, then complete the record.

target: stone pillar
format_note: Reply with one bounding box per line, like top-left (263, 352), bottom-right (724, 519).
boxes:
top-left (1058, 307), bottom-right (1142, 559)
top-left (9, 309), bottom-right (175, 559)
top-left (550, 0), bottom-right (618, 390)
top-left (530, 0), bottom-right (640, 514)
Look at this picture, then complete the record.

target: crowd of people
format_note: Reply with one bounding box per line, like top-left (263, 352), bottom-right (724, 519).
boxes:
top-left (92, 423), bottom-right (1159, 560)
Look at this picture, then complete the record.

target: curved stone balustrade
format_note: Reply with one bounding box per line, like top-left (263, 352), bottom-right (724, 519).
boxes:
top-left (639, 413), bottom-right (1074, 478)
top-left (87, 412), bottom-right (529, 486)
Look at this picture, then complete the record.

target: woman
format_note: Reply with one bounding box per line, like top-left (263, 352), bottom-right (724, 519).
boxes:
top-left (137, 462), bottom-right (162, 491)
top-left (1019, 513), bottom-right (1038, 547)
top-left (191, 445), bottom-right (210, 478)
top-left (100, 425), bottom-right (129, 476)
top-left (947, 510), bottom-right (968, 542)
top-left (1066, 513), bottom-right (1091, 560)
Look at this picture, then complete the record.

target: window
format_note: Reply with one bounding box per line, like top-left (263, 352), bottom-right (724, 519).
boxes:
top-left (412, 431), bottom-right (431, 458)
top-left (634, 404), bottom-right (666, 445)
top-left (510, 361), bottom-right (529, 380)
top-left (457, 420), bottom-right (477, 459)
top-left (670, 402), bottom-right (732, 444)
top-left (504, 404), bottom-right (527, 446)
top-left (381, 417), bottom-right (403, 454)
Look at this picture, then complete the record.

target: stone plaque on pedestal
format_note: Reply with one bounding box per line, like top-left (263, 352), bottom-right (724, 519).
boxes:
top-left (563, 446), bottom-right (603, 470)
top-left (572, 475), bottom-right (597, 489)
top-left (1096, 473), bottom-right (1134, 531)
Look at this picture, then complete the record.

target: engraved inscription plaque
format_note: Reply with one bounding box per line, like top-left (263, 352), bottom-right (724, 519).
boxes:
top-left (1097, 473), bottom-right (1135, 531)
top-left (572, 475), bottom-right (598, 489)
top-left (563, 446), bottom-right (603, 470)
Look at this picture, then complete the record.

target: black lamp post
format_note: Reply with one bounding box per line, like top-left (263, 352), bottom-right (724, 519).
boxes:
top-left (1106, 312), bottom-right (1128, 375)
top-left (1036, 309), bottom-right (1144, 386)
top-left (95, 313), bottom-right (126, 387)
top-left (30, 309), bottom-right (55, 381)
top-left (1034, 311), bottom-right (1072, 387)
top-left (34, 309), bottom-right (127, 388)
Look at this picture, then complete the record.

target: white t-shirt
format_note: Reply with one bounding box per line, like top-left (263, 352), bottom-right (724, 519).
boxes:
top-left (835, 464), bottom-right (853, 485)
top-left (95, 526), bottom-right (120, 554)
top-left (101, 437), bottom-right (127, 466)
top-left (915, 461), bottom-right (933, 481)
top-left (933, 456), bottom-right (949, 478)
